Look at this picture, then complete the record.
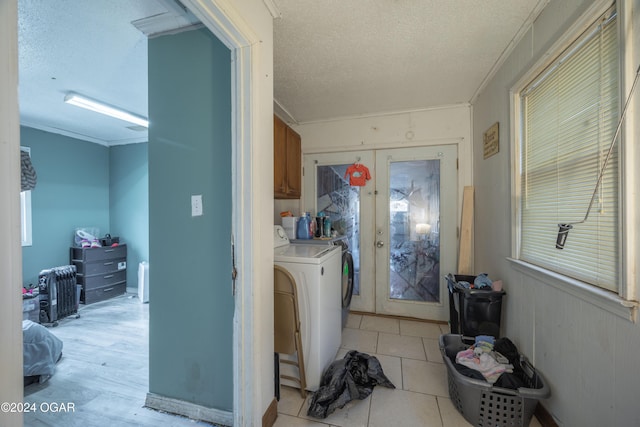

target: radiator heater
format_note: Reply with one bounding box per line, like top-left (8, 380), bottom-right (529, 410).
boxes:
top-left (38, 265), bottom-right (79, 324)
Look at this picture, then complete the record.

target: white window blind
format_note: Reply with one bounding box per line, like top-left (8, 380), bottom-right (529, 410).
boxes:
top-left (520, 8), bottom-right (619, 291)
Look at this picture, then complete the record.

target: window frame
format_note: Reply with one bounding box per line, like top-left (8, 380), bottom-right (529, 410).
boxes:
top-left (508, 0), bottom-right (639, 321)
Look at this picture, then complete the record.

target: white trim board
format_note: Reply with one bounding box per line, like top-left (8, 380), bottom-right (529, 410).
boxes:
top-left (145, 393), bottom-right (233, 426)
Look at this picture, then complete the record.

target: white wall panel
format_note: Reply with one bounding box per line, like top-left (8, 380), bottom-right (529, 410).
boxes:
top-left (290, 105), bottom-right (473, 234)
top-left (473, 0), bottom-right (640, 424)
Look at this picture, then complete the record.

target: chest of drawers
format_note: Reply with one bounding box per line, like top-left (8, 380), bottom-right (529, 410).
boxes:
top-left (70, 244), bottom-right (127, 304)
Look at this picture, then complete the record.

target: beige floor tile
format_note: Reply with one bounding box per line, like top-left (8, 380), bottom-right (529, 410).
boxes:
top-left (423, 337), bottom-right (443, 363)
top-left (345, 313), bottom-right (362, 329)
top-left (278, 385), bottom-right (306, 416)
top-left (341, 328), bottom-right (378, 354)
top-left (360, 315), bottom-right (400, 334)
top-left (276, 316), bottom-right (540, 427)
top-left (436, 396), bottom-right (472, 427)
top-left (369, 387), bottom-right (443, 427)
top-left (274, 413), bottom-right (332, 427)
top-left (335, 347), bottom-right (349, 360)
top-left (529, 415), bottom-right (543, 427)
top-left (299, 391), bottom-right (372, 427)
top-left (399, 319), bottom-right (442, 338)
top-left (402, 358), bottom-right (449, 397)
top-left (377, 333), bottom-right (426, 360)
top-left (372, 353), bottom-right (402, 390)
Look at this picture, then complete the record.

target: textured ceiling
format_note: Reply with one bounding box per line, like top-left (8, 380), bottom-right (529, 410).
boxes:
top-left (18, 0), bottom-right (545, 144)
top-left (18, 0), bottom-right (177, 145)
top-left (273, 0), bottom-right (544, 124)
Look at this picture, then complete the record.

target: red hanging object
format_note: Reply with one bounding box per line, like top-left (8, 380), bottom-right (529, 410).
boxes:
top-left (344, 163), bottom-right (371, 187)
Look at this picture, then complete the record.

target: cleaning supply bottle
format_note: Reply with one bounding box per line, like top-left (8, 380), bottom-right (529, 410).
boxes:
top-left (307, 212), bottom-right (315, 238)
top-left (297, 213), bottom-right (311, 239)
top-left (315, 216), bottom-right (324, 238)
top-left (324, 217), bottom-right (332, 237)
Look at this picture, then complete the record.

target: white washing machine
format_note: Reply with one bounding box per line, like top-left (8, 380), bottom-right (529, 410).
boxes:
top-left (291, 236), bottom-right (354, 329)
top-left (274, 225), bottom-right (342, 391)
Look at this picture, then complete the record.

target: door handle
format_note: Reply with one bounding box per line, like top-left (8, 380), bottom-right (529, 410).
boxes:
top-left (376, 240), bottom-right (384, 248)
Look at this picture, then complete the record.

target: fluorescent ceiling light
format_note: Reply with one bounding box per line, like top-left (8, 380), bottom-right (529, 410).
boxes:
top-left (64, 93), bottom-right (149, 128)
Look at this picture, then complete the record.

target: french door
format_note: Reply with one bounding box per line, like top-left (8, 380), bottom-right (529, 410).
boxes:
top-left (304, 145), bottom-right (457, 321)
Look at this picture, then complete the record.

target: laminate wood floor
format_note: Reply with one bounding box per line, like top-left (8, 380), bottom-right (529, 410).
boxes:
top-left (23, 294), bottom-right (218, 427)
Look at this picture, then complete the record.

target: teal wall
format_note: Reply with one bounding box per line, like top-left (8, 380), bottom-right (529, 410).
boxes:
top-left (110, 143), bottom-right (149, 291)
top-left (148, 28), bottom-right (232, 410)
top-left (21, 127), bottom-right (110, 286)
top-left (20, 126), bottom-right (149, 293)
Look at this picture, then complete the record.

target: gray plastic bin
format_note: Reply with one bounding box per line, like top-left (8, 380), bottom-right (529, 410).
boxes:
top-left (439, 334), bottom-right (550, 427)
top-left (446, 274), bottom-right (506, 337)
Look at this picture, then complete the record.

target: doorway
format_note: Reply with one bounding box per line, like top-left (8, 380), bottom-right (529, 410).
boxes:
top-left (304, 145), bottom-right (457, 321)
top-left (2, 0), bottom-right (262, 425)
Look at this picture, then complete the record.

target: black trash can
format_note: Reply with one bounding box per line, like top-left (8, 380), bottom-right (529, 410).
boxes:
top-left (446, 274), bottom-right (506, 337)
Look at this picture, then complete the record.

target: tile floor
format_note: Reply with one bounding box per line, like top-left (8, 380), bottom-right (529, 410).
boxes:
top-left (275, 313), bottom-right (543, 427)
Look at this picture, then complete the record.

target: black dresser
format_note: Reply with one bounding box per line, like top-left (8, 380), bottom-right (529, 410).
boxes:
top-left (70, 244), bottom-right (127, 304)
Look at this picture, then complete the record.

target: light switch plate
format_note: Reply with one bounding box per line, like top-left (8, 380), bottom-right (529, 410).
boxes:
top-left (191, 195), bottom-right (203, 216)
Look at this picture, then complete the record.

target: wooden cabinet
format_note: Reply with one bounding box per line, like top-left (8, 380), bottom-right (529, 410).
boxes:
top-left (70, 244), bottom-right (127, 305)
top-left (274, 115), bottom-right (301, 199)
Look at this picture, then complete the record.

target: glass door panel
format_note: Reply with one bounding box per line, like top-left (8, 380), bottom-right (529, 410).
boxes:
top-left (303, 151), bottom-right (376, 313)
top-left (388, 159), bottom-right (441, 302)
top-left (375, 146), bottom-right (457, 320)
top-left (315, 164), bottom-right (362, 295)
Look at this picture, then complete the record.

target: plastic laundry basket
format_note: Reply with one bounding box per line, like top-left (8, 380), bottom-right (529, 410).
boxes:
top-left (439, 334), bottom-right (550, 427)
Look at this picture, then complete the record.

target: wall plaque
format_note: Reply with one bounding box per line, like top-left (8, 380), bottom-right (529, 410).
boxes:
top-left (483, 122), bottom-right (499, 159)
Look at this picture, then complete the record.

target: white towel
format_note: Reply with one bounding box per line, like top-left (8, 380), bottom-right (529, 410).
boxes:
top-left (456, 348), bottom-right (513, 384)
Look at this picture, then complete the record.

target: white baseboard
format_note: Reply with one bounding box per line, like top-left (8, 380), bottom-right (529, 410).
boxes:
top-left (145, 392), bottom-right (233, 426)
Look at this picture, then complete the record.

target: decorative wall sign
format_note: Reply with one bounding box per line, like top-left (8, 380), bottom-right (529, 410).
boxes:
top-left (483, 122), bottom-right (499, 159)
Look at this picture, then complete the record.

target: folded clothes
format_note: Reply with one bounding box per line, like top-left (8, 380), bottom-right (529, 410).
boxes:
top-left (474, 335), bottom-right (494, 355)
top-left (475, 335), bottom-right (495, 345)
top-left (456, 347), bottom-right (513, 384)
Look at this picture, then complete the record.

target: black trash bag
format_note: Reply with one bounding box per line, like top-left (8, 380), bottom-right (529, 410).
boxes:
top-left (494, 337), bottom-right (522, 372)
top-left (307, 350), bottom-right (395, 419)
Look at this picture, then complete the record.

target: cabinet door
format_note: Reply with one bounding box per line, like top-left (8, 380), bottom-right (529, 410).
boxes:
top-left (274, 115), bottom-right (288, 198)
top-left (285, 126), bottom-right (301, 198)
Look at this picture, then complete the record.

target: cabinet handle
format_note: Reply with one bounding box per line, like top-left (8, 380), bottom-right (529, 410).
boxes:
top-left (103, 274), bottom-right (114, 279)
top-left (103, 287), bottom-right (114, 292)
top-left (103, 262), bottom-right (114, 266)
top-left (104, 249), bottom-right (115, 253)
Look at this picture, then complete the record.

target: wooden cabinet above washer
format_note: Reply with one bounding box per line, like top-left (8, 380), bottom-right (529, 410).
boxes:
top-left (274, 115), bottom-right (301, 199)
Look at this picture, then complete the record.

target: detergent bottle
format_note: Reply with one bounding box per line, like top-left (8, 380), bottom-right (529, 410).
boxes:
top-left (297, 213), bottom-right (311, 239)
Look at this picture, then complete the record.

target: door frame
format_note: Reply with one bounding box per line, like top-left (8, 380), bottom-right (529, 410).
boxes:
top-left (0, 0), bottom-right (268, 425)
top-left (0, 2), bottom-right (23, 424)
top-left (304, 143), bottom-right (463, 321)
top-left (182, 1), bottom-right (259, 425)
top-left (374, 145), bottom-right (458, 320)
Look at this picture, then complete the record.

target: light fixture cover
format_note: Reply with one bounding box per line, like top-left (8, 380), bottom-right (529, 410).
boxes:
top-left (64, 93), bottom-right (149, 128)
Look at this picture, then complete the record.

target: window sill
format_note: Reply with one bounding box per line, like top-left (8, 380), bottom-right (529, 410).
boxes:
top-left (507, 258), bottom-right (638, 322)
